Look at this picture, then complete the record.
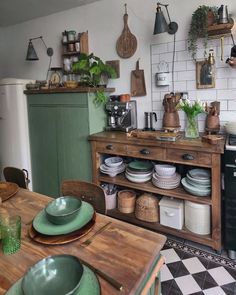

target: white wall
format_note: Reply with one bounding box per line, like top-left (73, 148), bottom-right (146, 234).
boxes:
top-left (1, 0), bottom-right (236, 128)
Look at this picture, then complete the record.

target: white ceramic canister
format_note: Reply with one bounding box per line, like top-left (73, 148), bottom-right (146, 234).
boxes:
top-left (185, 200), bottom-right (211, 235)
top-left (156, 61), bottom-right (170, 86)
top-left (105, 192), bottom-right (117, 210)
top-left (155, 72), bottom-right (170, 86)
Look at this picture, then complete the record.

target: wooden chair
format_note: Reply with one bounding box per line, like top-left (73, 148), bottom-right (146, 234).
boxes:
top-left (3, 167), bottom-right (30, 189)
top-left (61, 180), bottom-right (106, 214)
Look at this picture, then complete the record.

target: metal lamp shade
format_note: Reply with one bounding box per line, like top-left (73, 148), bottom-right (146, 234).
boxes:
top-left (26, 41), bottom-right (39, 61)
top-left (153, 6), bottom-right (168, 35)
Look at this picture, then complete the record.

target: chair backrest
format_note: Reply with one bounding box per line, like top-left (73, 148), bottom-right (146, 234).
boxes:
top-left (61, 180), bottom-right (106, 214)
top-left (3, 167), bottom-right (30, 189)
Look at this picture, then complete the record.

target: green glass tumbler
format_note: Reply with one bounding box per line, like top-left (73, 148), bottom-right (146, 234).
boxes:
top-left (1, 215), bottom-right (21, 255)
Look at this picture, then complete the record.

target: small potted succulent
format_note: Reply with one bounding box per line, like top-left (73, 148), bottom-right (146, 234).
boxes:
top-left (72, 53), bottom-right (117, 106)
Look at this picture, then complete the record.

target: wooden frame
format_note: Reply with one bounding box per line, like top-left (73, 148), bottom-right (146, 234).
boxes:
top-left (196, 60), bottom-right (215, 89)
top-left (106, 60), bottom-right (120, 78)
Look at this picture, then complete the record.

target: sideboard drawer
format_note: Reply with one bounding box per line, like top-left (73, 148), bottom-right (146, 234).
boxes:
top-left (96, 142), bottom-right (127, 155)
top-left (166, 149), bottom-right (212, 166)
top-left (126, 145), bottom-right (164, 160)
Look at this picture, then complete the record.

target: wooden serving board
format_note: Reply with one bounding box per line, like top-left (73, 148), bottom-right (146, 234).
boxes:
top-left (0, 182), bottom-right (19, 202)
top-left (129, 129), bottom-right (181, 141)
top-left (28, 213), bottom-right (96, 245)
top-left (131, 60), bottom-right (146, 97)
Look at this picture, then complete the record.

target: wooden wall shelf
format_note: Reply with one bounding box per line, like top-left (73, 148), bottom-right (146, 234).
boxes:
top-left (207, 21), bottom-right (234, 38)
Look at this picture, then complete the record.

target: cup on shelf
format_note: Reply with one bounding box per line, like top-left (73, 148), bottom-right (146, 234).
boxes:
top-left (1, 215), bottom-right (21, 255)
top-left (67, 43), bottom-right (75, 52)
top-left (75, 42), bottom-right (80, 52)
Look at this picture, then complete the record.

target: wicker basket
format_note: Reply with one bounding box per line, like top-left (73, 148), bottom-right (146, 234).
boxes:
top-left (135, 193), bottom-right (159, 222)
top-left (118, 190), bottom-right (136, 213)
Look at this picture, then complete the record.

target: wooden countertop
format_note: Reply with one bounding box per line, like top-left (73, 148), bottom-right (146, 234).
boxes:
top-left (89, 131), bottom-right (225, 154)
top-left (0, 189), bottom-right (166, 295)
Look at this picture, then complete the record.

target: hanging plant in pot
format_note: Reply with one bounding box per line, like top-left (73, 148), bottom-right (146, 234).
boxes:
top-left (72, 53), bottom-right (117, 106)
top-left (188, 5), bottom-right (218, 60)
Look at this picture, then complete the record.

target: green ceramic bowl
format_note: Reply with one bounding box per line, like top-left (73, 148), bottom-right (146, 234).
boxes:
top-left (45, 196), bottom-right (82, 225)
top-left (21, 254), bottom-right (84, 295)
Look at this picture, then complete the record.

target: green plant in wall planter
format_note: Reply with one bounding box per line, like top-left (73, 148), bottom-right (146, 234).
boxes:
top-left (72, 53), bottom-right (117, 106)
top-left (188, 5), bottom-right (218, 60)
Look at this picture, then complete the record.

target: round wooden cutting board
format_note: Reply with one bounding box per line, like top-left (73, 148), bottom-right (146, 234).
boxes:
top-left (0, 182), bottom-right (19, 202)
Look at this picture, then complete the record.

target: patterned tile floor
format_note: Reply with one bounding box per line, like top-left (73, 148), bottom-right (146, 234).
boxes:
top-left (161, 239), bottom-right (236, 295)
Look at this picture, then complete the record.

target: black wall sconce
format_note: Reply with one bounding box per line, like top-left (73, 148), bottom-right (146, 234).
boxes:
top-left (26, 36), bottom-right (54, 80)
top-left (153, 2), bottom-right (178, 35)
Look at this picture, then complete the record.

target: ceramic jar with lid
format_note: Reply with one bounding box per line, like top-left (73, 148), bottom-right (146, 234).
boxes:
top-left (67, 30), bottom-right (76, 42)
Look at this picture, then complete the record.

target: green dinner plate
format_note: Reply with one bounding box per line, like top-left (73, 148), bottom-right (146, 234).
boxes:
top-left (128, 160), bottom-right (153, 172)
top-left (5, 265), bottom-right (100, 295)
top-left (33, 201), bottom-right (94, 235)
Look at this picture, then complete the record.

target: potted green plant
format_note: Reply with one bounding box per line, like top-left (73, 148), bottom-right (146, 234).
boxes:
top-left (72, 53), bottom-right (117, 106)
top-left (188, 5), bottom-right (217, 60)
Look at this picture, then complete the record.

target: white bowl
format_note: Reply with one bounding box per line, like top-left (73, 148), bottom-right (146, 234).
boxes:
top-left (125, 173), bottom-right (152, 183)
top-left (105, 157), bottom-right (123, 167)
top-left (125, 170), bottom-right (153, 179)
top-left (154, 164), bottom-right (176, 176)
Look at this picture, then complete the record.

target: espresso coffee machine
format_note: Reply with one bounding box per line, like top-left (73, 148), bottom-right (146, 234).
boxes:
top-left (105, 101), bottom-right (137, 132)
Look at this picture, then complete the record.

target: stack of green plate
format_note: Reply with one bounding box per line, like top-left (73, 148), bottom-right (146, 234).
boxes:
top-left (125, 160), bottom-right (153, 183)
top-left (181, 168), bottom-right (211, 197)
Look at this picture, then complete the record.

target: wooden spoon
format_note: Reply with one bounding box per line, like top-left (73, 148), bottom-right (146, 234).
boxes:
top-left (116, 4), bottom-right (137, 58)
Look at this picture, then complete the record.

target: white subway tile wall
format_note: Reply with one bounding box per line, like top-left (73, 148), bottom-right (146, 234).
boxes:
top-left (151, 37), bottom-right (236, 132)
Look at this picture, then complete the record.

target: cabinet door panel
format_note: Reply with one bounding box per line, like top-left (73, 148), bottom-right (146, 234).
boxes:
top-left (28, 106), bottom-right (59, 197)
top-left (57, 106), bottom-right (91, 185)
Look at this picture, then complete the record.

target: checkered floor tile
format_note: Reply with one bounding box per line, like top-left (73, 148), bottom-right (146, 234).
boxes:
top-left (161, 242), bottom-right (236, 295)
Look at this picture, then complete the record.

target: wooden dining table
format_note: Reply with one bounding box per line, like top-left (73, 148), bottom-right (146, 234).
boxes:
top-left (0, 188), bottom-right (166, 295)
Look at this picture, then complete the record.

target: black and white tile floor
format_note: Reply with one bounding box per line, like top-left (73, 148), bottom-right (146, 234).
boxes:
top-left (161, 240), bottom-right (236, 295)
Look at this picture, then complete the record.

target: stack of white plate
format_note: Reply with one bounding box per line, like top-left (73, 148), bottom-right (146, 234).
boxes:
top-left (100, 157), bottom-right (125, 177)
top-left (125, 160), bottom-right (153, 183)
top-left (181, 168), bottom-right (211, 197)
top-left (152, 164), bottom-right (180, 189)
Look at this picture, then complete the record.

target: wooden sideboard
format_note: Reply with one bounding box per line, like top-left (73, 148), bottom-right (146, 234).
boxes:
top-left (89, 131), bottom-right (225, 251)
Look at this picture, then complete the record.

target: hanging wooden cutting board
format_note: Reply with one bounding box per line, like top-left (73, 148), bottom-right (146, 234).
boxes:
top-left (116, 4), bottom-right (137, 58)
top-left (131, 59), bottom-right (146, 97)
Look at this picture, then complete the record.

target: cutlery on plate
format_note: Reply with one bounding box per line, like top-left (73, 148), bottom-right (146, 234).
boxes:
top-left (81, 221), bottom-right (112, 246)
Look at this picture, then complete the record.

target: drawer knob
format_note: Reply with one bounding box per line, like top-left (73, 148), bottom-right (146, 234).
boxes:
top-left (182, 154), bottom-right (194, 160)
top-left (106, 144), bottom-right (113, 150)
top-left (140, 149), bottom-right (150, 155)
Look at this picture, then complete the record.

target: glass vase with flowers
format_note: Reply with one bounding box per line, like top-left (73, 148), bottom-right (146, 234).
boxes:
top-left (177, 98), bottom-right (205, 138)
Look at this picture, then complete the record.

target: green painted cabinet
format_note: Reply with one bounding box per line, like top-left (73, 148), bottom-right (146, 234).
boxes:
top-left (27, 91), bottom-right (107, 197)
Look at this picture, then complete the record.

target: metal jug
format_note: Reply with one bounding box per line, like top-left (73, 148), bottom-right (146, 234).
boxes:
top-left (144, 112), bottom-right (157, 131)
top-left (218, 5), bottom-right (229, 24)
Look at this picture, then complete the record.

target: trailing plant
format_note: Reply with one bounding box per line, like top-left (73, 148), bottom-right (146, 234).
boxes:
top-left (72, 53), bottom-right (117, 106)
top-left (188, 5), bottom-right (217, 60)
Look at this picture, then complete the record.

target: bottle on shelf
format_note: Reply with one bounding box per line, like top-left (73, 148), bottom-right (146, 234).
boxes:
top-left (62, 30), bottom-right (68, 43)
